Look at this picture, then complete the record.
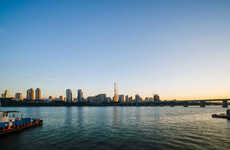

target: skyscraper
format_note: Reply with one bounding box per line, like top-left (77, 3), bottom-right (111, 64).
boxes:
top-left (26, 90), bottom-right (29, 99)
top-left (3, 90), bottom-right (11, 98)
top-left (128, 96), bottom-right (133, 103)
top-left (135, 94), bottom-right (142, 103)
top-left (35, 88), bottom-right (41, 100)
top-left (77, 89), bottom-right (83, 102)
top-left (15, 93), bottom-right (23, 100)
top-left (48, 96), bottom-right (53, 100)
top-left (119, 95), bottom-right (125, 103)
top-left (27, 88), bottom-right (35, 100)
top-left (154, 94), bottom-right (160, 103)
top-left (113, 82), bottom-right (118, 103)
top-left (59, 96), bottom-right (64, 101)
top-left (125, 95), bottom-right (129, 103)
top-left (66, 89), bottom-right (72, 103)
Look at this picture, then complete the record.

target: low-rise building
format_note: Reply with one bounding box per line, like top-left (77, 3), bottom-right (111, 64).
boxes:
top-left (87, 94), bottom-right (107, 104)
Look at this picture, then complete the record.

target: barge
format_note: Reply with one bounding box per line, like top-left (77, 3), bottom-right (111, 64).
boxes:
top-left (212, 109), bottom-right (230, 120)
top-left (0, 111), bottom-right (43, 136)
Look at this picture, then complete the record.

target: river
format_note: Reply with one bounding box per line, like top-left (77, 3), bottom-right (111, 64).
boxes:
top-left (0, 106), bottom-right (230, 150)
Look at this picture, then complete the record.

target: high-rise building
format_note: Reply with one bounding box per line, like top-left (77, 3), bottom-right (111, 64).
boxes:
top-left (135, 94), bottom-right (142, 103)
top-left (106, 97), bottom-right (112, 103)
top-left (119, 95), bottom-right (125, 103)
top-left (15, 93), bottom-right (23, 100)
top-left (35, 88), bottom-right (41, 100)
top-left (66, 89), bottom-right (72, 103)
top-left (128, 96), bottom-right (133, 103)
top-left (31, 88), bottom-right (35, 100)
top-left (59, 96), bottom-right (64, 101)
top-left (26, 90), bottom-right (29, 99)
top-left (3, 90), bottom-right (11, 98)
top-left (113, 82), bottom-right (118, 103)
top-left (154, 94), bottom-right (160, 103)
top-left (48, 96), bottom-right (53, 100)
top-left (27, 88), bottom-right (35, 100)
top-left (125, 95), bottom-right (129, 103)
top-left (77, 89), bottom-right (83, 102)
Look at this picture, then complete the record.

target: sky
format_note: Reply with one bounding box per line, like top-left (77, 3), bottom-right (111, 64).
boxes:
top-left (0, 0), bottom-right (230, 100)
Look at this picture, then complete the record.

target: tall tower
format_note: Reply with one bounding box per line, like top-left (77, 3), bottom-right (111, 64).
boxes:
top-left (15, 93), bottom-right (23, 100)
top-left (3, 90), bottom-right (11, 98)
top-left (154, 94), bottom-right (160, 103)
top-left (35, 88), bottom-right (41, 100)
top-left (26, 88), bottom-right (35, 100)
top-left (77, 89), bottom-right (83, 102)
top-left (113, 82), bottom-right (118, 103)
top-left (26, 89), bottom-right (30, 100)
top-left (31, 88), bottom-right (35, 100)
top-left (66, 89), bottom-right (72, 103)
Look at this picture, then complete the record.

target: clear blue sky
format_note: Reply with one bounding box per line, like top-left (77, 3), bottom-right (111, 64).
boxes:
top-left (1, 0), bottom-right (230, 99)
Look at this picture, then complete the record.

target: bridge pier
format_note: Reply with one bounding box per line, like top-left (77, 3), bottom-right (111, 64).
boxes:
top-left (222, 100), bottom-right (228, 108)
top-left (200, 101), bottom-right (206, 107)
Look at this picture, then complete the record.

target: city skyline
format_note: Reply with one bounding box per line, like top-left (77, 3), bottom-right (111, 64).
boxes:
top-left (0, 86), bottom-right (230, 101)
top-left (1, 1), bottom-right (230, 100)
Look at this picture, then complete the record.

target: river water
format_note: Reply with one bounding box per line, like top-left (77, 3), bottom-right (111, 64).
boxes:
top-left (0, 106), bottom-right (230, 150)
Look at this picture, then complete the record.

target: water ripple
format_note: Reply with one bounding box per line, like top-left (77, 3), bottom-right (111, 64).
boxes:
top-left (0, 106), bottom-right (230, 150)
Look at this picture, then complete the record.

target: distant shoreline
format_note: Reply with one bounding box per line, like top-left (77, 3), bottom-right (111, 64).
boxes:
top-left (0, 99), bottom-right (227, 107)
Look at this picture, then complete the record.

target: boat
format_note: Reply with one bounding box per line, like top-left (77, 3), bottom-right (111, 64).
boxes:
top-left (0, 111), bottom-right (43, 136)
top-left (212, 109), bottom-right (230, 120)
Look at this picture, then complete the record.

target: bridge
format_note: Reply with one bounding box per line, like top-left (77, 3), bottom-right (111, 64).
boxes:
top-left (172, 99), bottom-right (230, 107)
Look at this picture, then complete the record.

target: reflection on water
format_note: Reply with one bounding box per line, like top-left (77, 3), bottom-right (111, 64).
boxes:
top-left (65, 107), bottom-right (72, 126)
top-left (77, 107), bottom-right (83, 129)
top-left (153, 109), bottom-right (160, 121)
top-left (113, 107), bottom-right (118, 127)
top-left (0, 106), bottom-right (230, 150)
